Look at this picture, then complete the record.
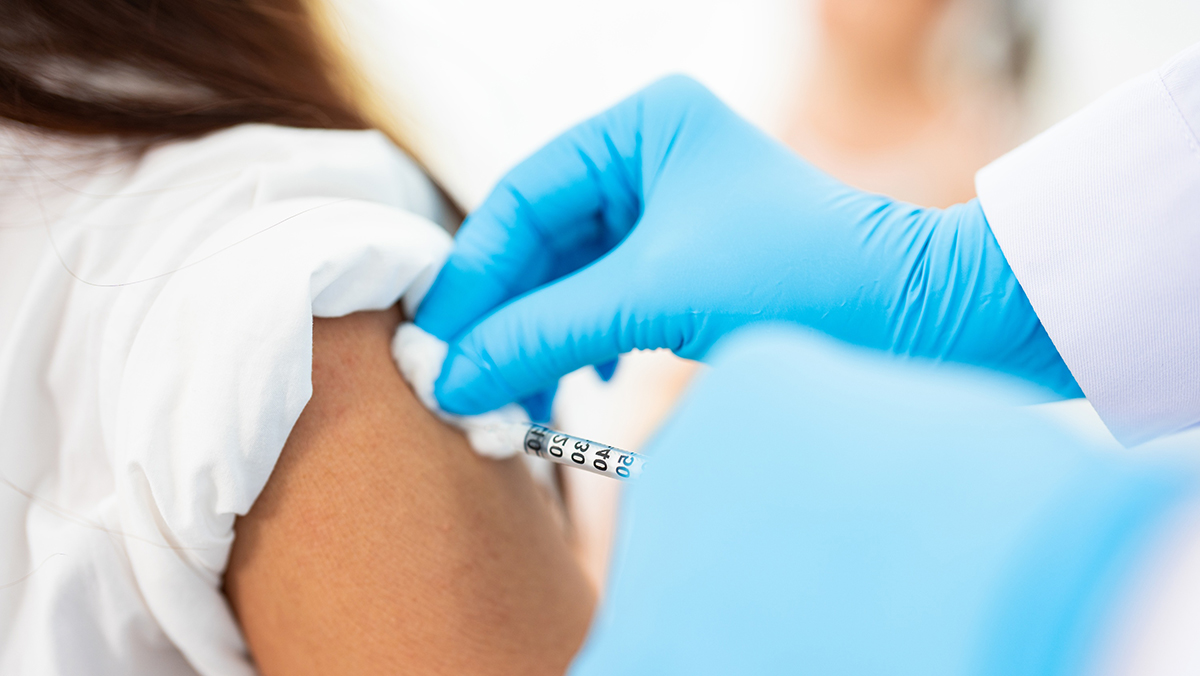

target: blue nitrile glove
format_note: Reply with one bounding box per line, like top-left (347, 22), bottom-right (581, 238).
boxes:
top-left (415, 75), bottom-right (1080, 416)
top-left (570, 326), bottom-right (1195, 676)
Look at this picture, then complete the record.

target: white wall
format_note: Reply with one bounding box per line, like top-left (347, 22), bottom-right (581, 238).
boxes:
top-left (330, 0), bottom-right (1200, 205)
top-left (331, 0), bottom-right (808, 208)
top-left (1024, 0), bottom-right (1200, 137)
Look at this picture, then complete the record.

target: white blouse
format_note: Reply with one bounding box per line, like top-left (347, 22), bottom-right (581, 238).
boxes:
top-left (0, 123), bottom-right (453, 675)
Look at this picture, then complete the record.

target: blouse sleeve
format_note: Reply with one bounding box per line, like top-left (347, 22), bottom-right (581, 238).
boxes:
top-left (103, 128), bottom-right (452, 675)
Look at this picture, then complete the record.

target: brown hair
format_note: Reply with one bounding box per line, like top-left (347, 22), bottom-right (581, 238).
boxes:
top-left (0, 0), bottom-right (369, 139)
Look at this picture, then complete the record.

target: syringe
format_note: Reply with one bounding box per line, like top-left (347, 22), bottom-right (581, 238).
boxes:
top-left (480, 422), bottom-right (646, 481)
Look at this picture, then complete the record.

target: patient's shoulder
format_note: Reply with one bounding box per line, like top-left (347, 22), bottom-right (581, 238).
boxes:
top-left (89, 124), bottom-right (457, 672)
top-left (225, 309), bottom-right (595, 675)
top-left (2, 118), bottom-right (462, 673)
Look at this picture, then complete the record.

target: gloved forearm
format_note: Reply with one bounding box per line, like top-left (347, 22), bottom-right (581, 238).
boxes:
top-left (416, 75), bottom-right (1079, 414)
top-left (825, 198), bottom-right (1082, 397)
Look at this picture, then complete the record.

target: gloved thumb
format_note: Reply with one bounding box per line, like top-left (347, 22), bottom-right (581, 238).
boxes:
top-left (433, 260), bottom-right (635, 415)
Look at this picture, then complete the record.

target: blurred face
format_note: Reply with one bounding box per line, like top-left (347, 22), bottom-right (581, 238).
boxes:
top-left (819, 0), bottom-right (949, 59)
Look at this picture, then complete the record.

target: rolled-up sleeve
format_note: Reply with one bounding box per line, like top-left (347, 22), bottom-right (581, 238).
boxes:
top-left (976, 43), bottom-right (1200, 446)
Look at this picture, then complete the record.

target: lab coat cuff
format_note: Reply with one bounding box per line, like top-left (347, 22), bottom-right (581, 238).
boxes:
top-left (976, 43), bottom-right (1200, 445)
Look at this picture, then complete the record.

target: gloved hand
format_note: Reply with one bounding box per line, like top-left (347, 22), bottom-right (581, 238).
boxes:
top-left (416, 75), bottom-right (1080, 416)
top-left (570, 326), bottom-right (1193, 675)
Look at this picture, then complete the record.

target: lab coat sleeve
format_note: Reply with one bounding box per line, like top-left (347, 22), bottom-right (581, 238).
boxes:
top-left (976, 43), bottom-right (1200, 446)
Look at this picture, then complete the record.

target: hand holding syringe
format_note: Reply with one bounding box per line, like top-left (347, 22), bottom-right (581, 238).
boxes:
top-left (392, 324), bottom-right (645, 481)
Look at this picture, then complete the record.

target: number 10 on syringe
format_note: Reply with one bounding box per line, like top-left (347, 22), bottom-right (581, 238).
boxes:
top-left (522, 424), bottom-right (646, 481)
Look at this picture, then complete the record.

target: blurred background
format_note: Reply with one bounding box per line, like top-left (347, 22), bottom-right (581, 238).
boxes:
top-left (328, 0), bottom-right (1200, 588)
top-left (332, 0), bottom-right (1200, 208)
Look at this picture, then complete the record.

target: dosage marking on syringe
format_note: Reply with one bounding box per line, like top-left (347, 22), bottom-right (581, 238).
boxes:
top-left (523, 424), bottom-right (549, 457)
top-left (523, 424), bottom-right (641, 480)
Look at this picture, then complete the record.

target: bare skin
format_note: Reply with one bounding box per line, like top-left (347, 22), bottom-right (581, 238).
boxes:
top-left (811, 0), bottom-right (949, 152)
top-left (223, 308), bottom-right (596, 675)
top-left (785, 0), bottom-right (1018, 208)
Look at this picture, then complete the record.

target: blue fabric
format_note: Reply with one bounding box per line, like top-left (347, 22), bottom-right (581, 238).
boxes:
top-left (568, 326), bottom-right (1191, 676)
top-left (414, 75), bottom-right (1079, 416)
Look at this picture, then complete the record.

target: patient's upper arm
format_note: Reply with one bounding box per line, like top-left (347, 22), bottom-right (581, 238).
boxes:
top-left (223, 309), bottom-right (595, 675)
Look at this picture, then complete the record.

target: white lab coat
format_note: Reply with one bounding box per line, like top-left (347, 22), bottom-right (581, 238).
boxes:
top-left (977, 42), bottom-right (1200, 447)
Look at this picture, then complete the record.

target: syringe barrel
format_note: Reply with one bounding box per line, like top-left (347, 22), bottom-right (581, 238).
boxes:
top-left (521, 424), bottom-right (645, 481)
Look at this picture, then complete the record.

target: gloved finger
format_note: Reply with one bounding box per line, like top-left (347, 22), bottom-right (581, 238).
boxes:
top-left (518, 385), bottom-right (557, 423)
top-left (593, 358), bottom-right (619, 382)
top-left (432, 258), bottom-right (649, 415)
top-left (414, 101), bottom-right (645, 342)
